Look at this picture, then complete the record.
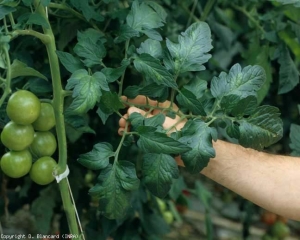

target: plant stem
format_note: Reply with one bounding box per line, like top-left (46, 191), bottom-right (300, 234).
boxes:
top-left (232, 5), bottom-right (265, 34)
top-left (33, 0), bottom-right (80, 237)
top-left (114, 121), bottom-right (129, 162)
top-left (200, 0), bottom-right (216, 21)
top-left (48, 3), bottom-right (103, 33)
top-left (187, 0), bottom-right (198, 27)
top-left (8, 13), bottom-right (16, 29)
top-left (118, 39), bottom-right (130, 96)
top-left (11, 29), bottom-right (50, 43)
top-left (0, 47), bottom-right (12, 108)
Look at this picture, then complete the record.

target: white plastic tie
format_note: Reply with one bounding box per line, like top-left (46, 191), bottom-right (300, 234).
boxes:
top-left (54, 165), bottom-right (70, 183)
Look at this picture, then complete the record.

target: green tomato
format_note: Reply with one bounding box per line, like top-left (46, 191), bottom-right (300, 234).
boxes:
top-left (32, 103), bottom-right (56, 131)
top-left (163, 211), bottom-right (174, 224)
top-left (0, 150), bottom-right (32, 178)
top-left (30, 156), bottom-right (57, 185)
top-left (156, 198), bottom-right (167, 212)
top-left (270, 221), bottom-right (290, 239)
top-left (1, 121), bottom-right (34, 151)
top-left (30, 131), bottom-right (57, 157)
top-left (6, 90), bottom-right (41, 125)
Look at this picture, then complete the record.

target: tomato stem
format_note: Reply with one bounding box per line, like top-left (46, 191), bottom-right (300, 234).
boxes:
top-left (0, 47), bottom-right (12, 108)
top-left (33, 0), bottom-right (81, 237)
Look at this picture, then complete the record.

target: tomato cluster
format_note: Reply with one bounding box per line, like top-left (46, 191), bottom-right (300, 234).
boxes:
top-left (156, 198), bottom-right (174, 224)
top-left (0, 90), bottom-right (57, 185)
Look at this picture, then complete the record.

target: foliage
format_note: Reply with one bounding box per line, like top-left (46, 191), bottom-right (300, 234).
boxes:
top-left (0, 0), bottom-right (299, 239)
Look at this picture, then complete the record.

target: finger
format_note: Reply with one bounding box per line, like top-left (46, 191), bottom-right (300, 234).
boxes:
top-left (175, 156), bottom-right (185, 167)
top-left (121, 95), bottom-right (157, 106)
top-left (118, 127), bottom-right (125, 136)
top-left (119, 113), bottom-right (128, 128)
top-left (162, 116), bottom-right (186, 133)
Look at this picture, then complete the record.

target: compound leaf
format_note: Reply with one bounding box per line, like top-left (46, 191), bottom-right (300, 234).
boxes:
top-left (178, 120), bottom-right (216, 173)
top-left (74, 34), bottom-right (106, 68)
top-left (177, 88), bottom-right (206, 115)
top-left (78, 143), bottom-right (114, 170)
top-left (236, 106), bottom-right (283, 150)
top-left (89, 162), bottom-right (140, 219)
top-left (98, 91), bottom-right (124, 114)
top-left (137, 126), bottom-right (191, 154)
top-left (66, 69), bottom-right (109, 114)
top-left (143, 153), bottom-right (179, 198)
top-left (165, 22), bottom-right (212, 74)
top-left (134, 53), bottom-right (177, 88)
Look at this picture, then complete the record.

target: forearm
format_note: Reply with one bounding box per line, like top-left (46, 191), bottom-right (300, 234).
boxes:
top-left (196, 140), bottom-right (300, 221)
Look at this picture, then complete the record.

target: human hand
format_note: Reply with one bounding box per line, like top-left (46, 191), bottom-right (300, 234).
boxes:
top-left (118, 95), bottom-right (186, 166)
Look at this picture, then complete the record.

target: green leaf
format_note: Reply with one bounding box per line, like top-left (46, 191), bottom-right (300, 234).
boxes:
top-left (269, 0), bottom-right (300, 7)
top-left (0, 5), bottom-right (16, 20)
top-left (165, 22), bottom-right (212, 74)
top-left (89, 162), bottom-right (140, 219)
top-left (65, 113), bottom-right (95, 143)
top-left (211, 63), bottom-right (266, 99)
top-left (66, 70), bottom-right (109, 114)
top-left (126, 1), bottom-right (166, 32)
top-left (114, 24), bottom-right (140, 43)
top-left (74, 37), bottom-right (106, 68)
top-left (26, 13), bottom-right (49, 28)
top-left (27, 78), bottom-right (52, 94)
top-left (184, 78), bottom-right (207, 99)
top-left (10, 60), bottom-right (47, 80)
top-left (78, 143), bottom-right (114, 170)
top-left (70, 0), bottom-right (104, 21)
top-left (134, 53), bottom-right (177, 88)
top-left (117, 161), bottom-right (140, 191)
top-left (139, 83), bottom-right (169, 102)
top-left (137, 39), bottom-right (163, 59)
top-left (137, 126), bottom-right (191, 154)
top-left (176, 88), bottom-right (206, 115)
top-left (178, 120), bottom-right (216, 174)
top-left (96, 107), bottom-right (112, 125)
top-left (101, 63), bottom-right (129, 83)
top-left (56, 51), bottom-right (84, 73)
top-left (278, 45), bottom-right (299, 94)
top-left (289, 124), bottom-right (300, 156)
top-left (98, 91), bottom-right (124, 114)
top-left (236, 106), bottom-right (283, 150)
top-left (143, 153), bottom-right (179, 198)
top-left (31, 186), bottom-right (57, 234)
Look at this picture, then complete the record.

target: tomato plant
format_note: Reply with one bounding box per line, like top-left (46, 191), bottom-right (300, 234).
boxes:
top-left (0, 0), bottom-right (299, 239)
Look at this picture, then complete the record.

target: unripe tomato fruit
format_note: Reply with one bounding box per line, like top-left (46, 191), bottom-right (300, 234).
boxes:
top-left (6, 90), bottom-right (41, 125)
top-left (163, 211), bottom-right (174, 224)
top-left (270, 221), bottom-right (290, 239)
top-left (1, 121), bottom-right (34, 151)
top-left (32, 103), bottom-right (56, 131)
top-left (30, 156), bottom-right (57, 185)
top-left (0, 150), bottom-right (32, 178)
top-left (156, 198), bottom-right (167, 212)
top-left (30, 131), bottom-right (57, 157)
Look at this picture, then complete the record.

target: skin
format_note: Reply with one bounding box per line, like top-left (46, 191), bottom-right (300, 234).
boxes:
top-left (118, 95), bottom-right (300, 221)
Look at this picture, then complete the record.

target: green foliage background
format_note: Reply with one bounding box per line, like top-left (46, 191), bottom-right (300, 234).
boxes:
top-left (0, 0), bottom-right (300, 239)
